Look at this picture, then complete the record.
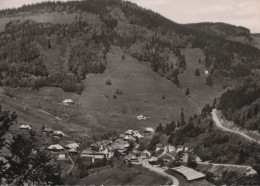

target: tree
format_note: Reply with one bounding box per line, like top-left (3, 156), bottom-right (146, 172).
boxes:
top-left (105, 78), bottom-right (112, 85)
top-left (187, 154), bottom-right (197, 168)
top-left (0, 105), bottom-right (17, 177)
top-left (180, 108), bottom-right (185, 126)
top-left (198, 58), bottom-right (201, 63)
top-left (4, 131), bottom-right (62, 185)
top-left (195, 69), bottom-right (200, 76)
top-left (156, 123), bottom-right (163, 133)
top-left (209, 119), bottom-right (214, 132)
top-left (0, 106), bottom-right (62, 184)
top-left (47, 40), bottom-right (51, 49)
top-left (185, 88), bottom-right (190, 95)
top-left (206, 75), bottom-right (213, 86)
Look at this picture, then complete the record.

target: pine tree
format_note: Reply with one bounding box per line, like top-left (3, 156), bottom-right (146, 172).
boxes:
top-left (156, 123), bottom-right (163, 133)
top-left (195, 69), bottom-right (200, 76)
top-left (180, 108), bottom-right (185, 126)
top-left (185, 88), bottom-right (190, 95)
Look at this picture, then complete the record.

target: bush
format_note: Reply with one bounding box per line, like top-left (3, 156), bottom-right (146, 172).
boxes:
top-left (115, 88), bottom-right (123, 95)
top-left (162, 95), bottom-right (165, 99)
top-left (106, 79), bottom-right (112, 85)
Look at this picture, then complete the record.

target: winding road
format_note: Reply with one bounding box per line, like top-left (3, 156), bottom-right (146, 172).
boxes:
top-left (211, 109), bottom-right (260, 144)
top-left (142, 147), bottom-right (179, 186)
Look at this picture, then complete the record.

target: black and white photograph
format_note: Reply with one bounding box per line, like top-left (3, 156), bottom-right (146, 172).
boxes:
top-left (0, 0), bottom-right (259, 185)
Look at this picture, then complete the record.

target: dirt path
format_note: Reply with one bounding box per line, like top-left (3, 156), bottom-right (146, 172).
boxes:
top-left (62, 155), bottom-right (75, 177)
top-left (212, 109), bottom-right (260, 144)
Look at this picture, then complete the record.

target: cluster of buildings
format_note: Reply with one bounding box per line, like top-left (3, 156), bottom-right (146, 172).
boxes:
top-left (80, 129), bottom-right (147, 163)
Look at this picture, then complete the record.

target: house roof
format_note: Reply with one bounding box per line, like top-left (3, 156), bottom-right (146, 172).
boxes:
top-left (124, 154), bottom-right (137, 160)
top-left (82, 149), bottom-right (106, 155)
top-left (68, 148), bottom-right (77, 153)
top-left (170, 166), bottom-right (205, 181)
top-left (62, 99), bottom-right (74, 103)
top-left (144, 127), bottom-right (154, 132)
top-left (53, 131), bottom-right (66, 136)
top-left (65, 143), bottom-right (79, 149)
top-left (20, 125), bottom-right (31, 129)
top-left (47, 144), bottom-right (64, 150)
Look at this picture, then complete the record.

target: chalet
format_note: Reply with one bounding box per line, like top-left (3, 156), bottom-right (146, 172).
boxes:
top-left (137, 114), bottom-right (146, 120)
top-left (65, 143), bottom-right (79, 150)
top-left (68, 148), bottom-right (78, 156)
top-left (52, 131), bottom-right (66, 137)
top-left (47, 144), bottom-right (64, 152)
top-left (156, 144), bottom-right (164, 151)
top-left (81, 149), bottom-right (106, 159)
top-left (81, 149), bottom-right (106, 163)
top-left (57, 154), bottom-right (67, 160)
top-left (167, 145), bottom-right (176, 152)
top-left (62, 99), bottom-right (74, 106)
top-left (144, 127), bottom-right (154, 134)
top-left (133, 132), bottom-right (144, 139)
top-left (124, 154), bottom-right (138, 164)
top-left (123, 135), bottom-right (136, 142)
top-left (20, 125), bottom-right (32, 131)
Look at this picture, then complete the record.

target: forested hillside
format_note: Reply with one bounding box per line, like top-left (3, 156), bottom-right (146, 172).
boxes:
top-left (0, 0), bottom-right (259, 93)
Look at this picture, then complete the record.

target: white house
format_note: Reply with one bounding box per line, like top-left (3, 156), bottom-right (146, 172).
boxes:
top-left (137, 114), bottom-right (146, 120)
top-left (205, 70), bottom-right (209, 75)
top-left (65, 143), bottom-right (79, 150)
top-left (62, 99), bottom-right (74, 106)
top-left (47, 144), bottom-right (64, 152)
top-left (20, 125), bottom-right (32, 131)
top-left (53, 131), bottom-right (66, 137)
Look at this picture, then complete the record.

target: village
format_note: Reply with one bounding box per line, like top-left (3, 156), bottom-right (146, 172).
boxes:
top-left (19, 120), bottom-right (211, 185)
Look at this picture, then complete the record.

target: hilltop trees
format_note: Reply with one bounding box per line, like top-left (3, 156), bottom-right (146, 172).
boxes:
top-left (0, 106), bottom-right (62, 184)
top-left (195, 69), bottom-right (200, 76)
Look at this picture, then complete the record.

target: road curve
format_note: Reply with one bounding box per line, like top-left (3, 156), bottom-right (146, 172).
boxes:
top-left (142, 159), bottom-right (179, 186)
top-left (212, 109), bottom-right (260, 144)
top-left (62, 155), bottom-right (75, 177)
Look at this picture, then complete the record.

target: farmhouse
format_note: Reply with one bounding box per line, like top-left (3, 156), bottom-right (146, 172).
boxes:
top-left (20, 125), bottom-right (32, 131)
top-left (68, 148), bottom-right (78, 156)
top-left (62, 99), bottom-right (74, 106)
top-left (144, 127), bottom-right (154, 134)
top-left (65, 142), bottom-right (79, 150)
top-left (171, 166), bottom-right (205, 181)
top-left (47, 144), bottom-right (64, 152)
top-left (124, 154), bottom-right (138, 164)
top-left (137, 114), bottom-right (146, 120)
top-left (52, 131), bottom-right (66, 137)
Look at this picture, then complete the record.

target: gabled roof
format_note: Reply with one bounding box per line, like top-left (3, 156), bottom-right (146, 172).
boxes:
top-left (62, 99), bottom-right (74, 103)
top-left (144, 127), bottom-right (154, 132)
top-left (47, 144), bottom-right (64, 150)
top-left (65, 143), bottom-right (79, 149)
top-left (20, 125), bottom-right (31, 129)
